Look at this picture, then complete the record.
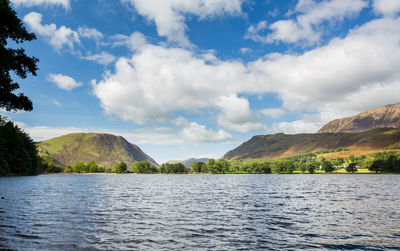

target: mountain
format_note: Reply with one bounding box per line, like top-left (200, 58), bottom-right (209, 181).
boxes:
top-left (38, 133), bottom-right (158, 168)
top-left (224, 128), bottom-right (400, 160)
top-left (165, 158), bottom-right (210, 168)
top-left (318, 102), bottom-right (400, 133)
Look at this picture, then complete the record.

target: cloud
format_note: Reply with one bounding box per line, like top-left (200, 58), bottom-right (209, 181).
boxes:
top-left (47, 73), bottom-right (82, 91)
top-left (216, 95), bottom-right (262, 132)
top-left (179, 121), bottom-right (233, 143)
top-left (78, 26), bottom-right (104, 46)
top-left (266, 119), bottom-right (322, 134)
top-left (92, 39), bottom-right (253, 132)
top-left (23, 12), bottom-right (80, 50)
top-left (111, 32), bottom-right (148, 52)
top-left (249, 17), bottom-right (400, 114)
top-left (239, 47), bottom-right (252, 54)
top-left (14, 122), bottom-right (86, 141)
top-left (373, 0), bottom-right (400, 16)
top-left (261, 108), bottom-right (286, 119)
top-left (246, 0), bottom-right (368, 45)
top-left (11, 0), bottom-right (70, 10)
top-left (16, 120), bottom-right (233, 145)
top-left (81, 52), bottom-right (115, 65)
top-left (123, 0), bottom-right (243, 47)
top-left (51, 98), bottom-right (61, 107)
top-left (93, 17), bottom-right (400, 135)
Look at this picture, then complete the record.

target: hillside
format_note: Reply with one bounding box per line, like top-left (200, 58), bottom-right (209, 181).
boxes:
top-left (224, 128), bottom-right (400, 160)
top-left (38, 133), bottom-right (158, 168)
top-left (318, 102), bottom-right (400, 133)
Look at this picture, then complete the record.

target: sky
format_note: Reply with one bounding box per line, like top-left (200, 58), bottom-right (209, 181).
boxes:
top-left (3, 0), bottom-right (400, 163)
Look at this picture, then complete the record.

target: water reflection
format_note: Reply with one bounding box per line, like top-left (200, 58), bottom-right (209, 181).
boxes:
top-left (0, 174), bottom-right (399, 250)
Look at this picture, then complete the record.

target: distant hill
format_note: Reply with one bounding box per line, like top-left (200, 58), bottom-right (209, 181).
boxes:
top-left (165, 158), bottom-right (210, 168)
top-left (224, 128), bottom-right (400, 160)
top-left (38, 133), bottom-right (158, 168)
top-left (318, 102), bottom-right (400, 133)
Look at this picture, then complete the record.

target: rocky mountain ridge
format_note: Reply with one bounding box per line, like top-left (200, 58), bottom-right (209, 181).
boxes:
top-left (318, 102), bottom-right (400, 133)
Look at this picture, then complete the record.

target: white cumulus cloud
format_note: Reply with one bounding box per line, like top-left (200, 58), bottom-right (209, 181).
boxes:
top-left (92, 40), bottom-right (253, 132)
top-left (261, 108), bottom-right (286, 119)
top-left (373, 0), bottom-right (400, 16)
top-left (246, 0), bottom-right (368, 45)
top-left (93, 17), bottom-right (400, 135)
top-left (217, 95), bottom-right (262, 133)
top-left (123, 0), bottom-right (243, 47)
top-left (47, 73), bottom-right (82, 91)
top-left (179, 121), bottom-right (233, 143)
top-left (23, 12), bottom-right (79, 50)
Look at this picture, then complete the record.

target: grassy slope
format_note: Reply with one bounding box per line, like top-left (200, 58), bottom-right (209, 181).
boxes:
top-left (224, 128), bottom-right (400, 160)
top-left (38, 133), bottom-right (158, 168)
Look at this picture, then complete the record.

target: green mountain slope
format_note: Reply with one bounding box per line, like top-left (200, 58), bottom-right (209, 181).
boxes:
top-left (224, 128), bottom-right (400, 160)
top-left (38, 133), bottom-right (158, 168)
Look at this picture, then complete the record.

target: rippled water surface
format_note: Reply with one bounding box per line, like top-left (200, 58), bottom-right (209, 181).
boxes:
top-left (0, 174), bottom-right (400, 250)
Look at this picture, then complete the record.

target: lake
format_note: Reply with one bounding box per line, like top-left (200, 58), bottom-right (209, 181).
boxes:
top-left (0, 174), bottom-right (399, 250)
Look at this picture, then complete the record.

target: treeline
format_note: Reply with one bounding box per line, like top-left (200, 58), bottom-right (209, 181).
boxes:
top-left (189, 151), bottom-right (400, 174)
top-left (62, 161), bottom-right (187, 174)
top-left (36, 150), bottom-right (400, 175)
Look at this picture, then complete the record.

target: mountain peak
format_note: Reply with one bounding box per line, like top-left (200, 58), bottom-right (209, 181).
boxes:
top-left (318, 102), bottom-right (400, 133)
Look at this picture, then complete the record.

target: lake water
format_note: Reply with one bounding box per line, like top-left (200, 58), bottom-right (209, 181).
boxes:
top-left (0, 174), bottom-right (399, 250)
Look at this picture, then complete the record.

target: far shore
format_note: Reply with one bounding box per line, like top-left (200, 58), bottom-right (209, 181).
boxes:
top-left (39, 168), bottom-right (385, 175)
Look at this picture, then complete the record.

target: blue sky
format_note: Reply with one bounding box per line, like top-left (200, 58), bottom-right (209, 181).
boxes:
top-left (4, 0), bottom-right (400, 163)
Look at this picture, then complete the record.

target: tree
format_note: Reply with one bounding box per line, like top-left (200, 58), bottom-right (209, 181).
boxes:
top-left (86, 161), bottom-right (103, 173)
top-left (250, 161), bottom-right (271, 174)
top-left (132, 161), bottom-right (156, 173)
top-left (191, 161), bottom-right (206, 173)
top-left (206, 159), bottom-right (215, 173)
top-left (64, 165), bottom-right (73, 173)
top-left (37, 156), bottom-right (63, 173)
top-left (299, 162), bottom-right (307, 173)
top-left (113, 162), bottom-right (127, 173)
top-left (1, 0), bottom-right (39, 111)
top-left (214, 159), bottom-right (230, 173)
top-left (345, 162), bottom-right (357, 173)
top-left (274, 160), bottom-right (294, 174)
top-left (321, 160), bottom-right (335, 173)
top-left (331, 158), bottom-right (344, 168)
top-left (174, 163), bottom-right (186, 173)
top-left (369, 152), bottom-right (400, 173)
top-left (0, 116), bottom-right (38, 175)
top-left (72, 162), bottom-right (85, 173)
top-left (307, 161), bottom-right (318, 174)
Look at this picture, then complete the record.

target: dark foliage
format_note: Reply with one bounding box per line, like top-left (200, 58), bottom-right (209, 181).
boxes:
top-left (0, 116), bottom-right (38, 175)
top-left (321, 160), bottom-right (335, 173)
top-left (159, 163), bottom-right (186, 173)
top-left (368, 152), bottom-right (400, 173)
top-left (132, 161), bottom-right (158, 173)
top-left (0, 0), bottom-right (38, 112)
top-left (345, 163), bottom-right (358, 173)
top-left (113, 162), bottom-right (128, 173)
